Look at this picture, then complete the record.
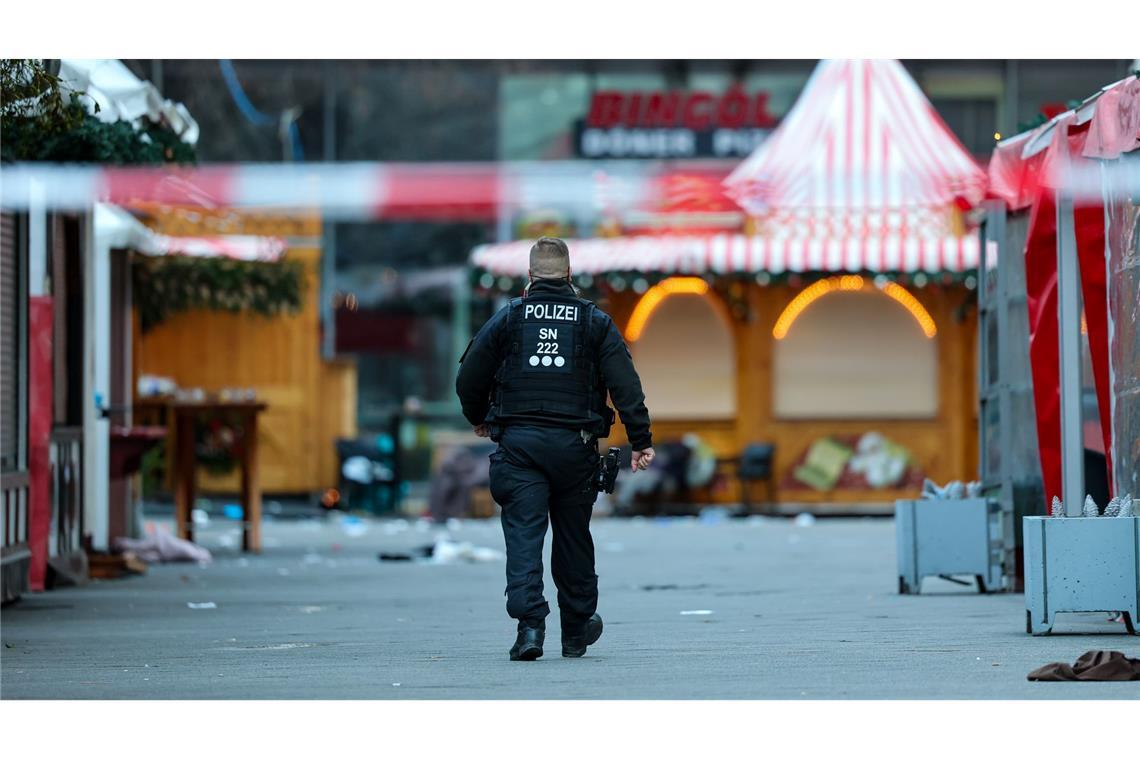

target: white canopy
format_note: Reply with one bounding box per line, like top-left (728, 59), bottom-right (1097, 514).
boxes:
top-left (59, 59), bottom-right (199, 145)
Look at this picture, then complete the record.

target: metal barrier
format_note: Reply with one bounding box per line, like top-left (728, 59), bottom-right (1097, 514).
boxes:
top-left (1, 469), bottom-right (31, 602)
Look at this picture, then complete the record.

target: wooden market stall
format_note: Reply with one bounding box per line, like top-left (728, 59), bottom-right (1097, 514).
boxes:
top-left (127, 206), bottom-right (357, 498)
top-left (471, 60), bottom-right (988, 509)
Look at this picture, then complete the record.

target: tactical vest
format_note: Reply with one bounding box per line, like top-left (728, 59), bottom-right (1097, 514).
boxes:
top-left (494, 293), bottom-right (604, 425)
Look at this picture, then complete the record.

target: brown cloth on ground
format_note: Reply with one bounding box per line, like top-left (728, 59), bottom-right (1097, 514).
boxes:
top-left (1027, 650), bottom-right (1140, 681)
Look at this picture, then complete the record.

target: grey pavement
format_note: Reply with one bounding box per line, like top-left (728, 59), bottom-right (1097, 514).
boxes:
top-left (2, 513), bottom-right (1137, 699)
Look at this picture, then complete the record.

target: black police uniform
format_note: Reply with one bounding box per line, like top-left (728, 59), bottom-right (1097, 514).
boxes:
top-left (455, 277), bottom-right (653, 642)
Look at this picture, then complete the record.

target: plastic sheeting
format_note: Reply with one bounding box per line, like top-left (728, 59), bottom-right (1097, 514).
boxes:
top-left (1105, 172), bottom-right (1140, 498)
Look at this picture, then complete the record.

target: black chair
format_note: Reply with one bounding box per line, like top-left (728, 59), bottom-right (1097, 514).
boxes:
top-left (736, 442), bottom-right (776, 514)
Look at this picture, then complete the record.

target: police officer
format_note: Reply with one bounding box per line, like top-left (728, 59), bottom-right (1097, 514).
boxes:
top-left (456, 237), bottom-right (655, 661)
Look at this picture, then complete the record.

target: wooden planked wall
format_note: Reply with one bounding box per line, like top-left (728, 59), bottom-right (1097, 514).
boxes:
top-left (132, 214), bottom-right (356, 495)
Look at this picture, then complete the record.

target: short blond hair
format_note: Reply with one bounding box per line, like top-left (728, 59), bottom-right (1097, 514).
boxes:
top-left (529, 237), bottom-right (570, 278)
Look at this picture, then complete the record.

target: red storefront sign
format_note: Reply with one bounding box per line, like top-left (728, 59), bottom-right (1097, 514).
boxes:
top-left (577, 88), bottom-right (780, 159)
top-left (585, 89), bottom-right (779, 130)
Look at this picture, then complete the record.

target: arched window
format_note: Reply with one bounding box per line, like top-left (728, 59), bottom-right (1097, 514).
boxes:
top-left (773, 286), bottom-right (938, 419)
top-left (629, 280), bottom-right (736, 419)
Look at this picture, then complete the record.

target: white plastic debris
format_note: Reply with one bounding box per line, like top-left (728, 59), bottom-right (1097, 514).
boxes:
top-left (468, 546), bottom-right (501, 563)
top-left (921, 478), bottom-right (981, 500)
top-left (191, 508), bottom-right (210, 527)
top-left (428, 538), bottom-right (503, 564)
top-left (445, 518), bottom-right (462, 532)
top-left (342, 456), bottom-right (374, 484)
top-left (114, 531), bottom-right (212, 564)
top-left (340, 515), bottom-right (368, 537)
top-left (1081, 495), bottom-right (1100, 518)
top-left (680, 610), bottom-right (713, 616)
top-left (187, 602), bottom-right (217, 610)
top-left (794, 513), bottom-right (816, 527)
top-left (699, 506), bottom-right (730, 524)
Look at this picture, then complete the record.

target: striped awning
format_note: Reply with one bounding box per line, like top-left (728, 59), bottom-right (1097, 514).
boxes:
top-left (147, 234), bottom-right (286, 261)
top-left (94, 204), bottom-right (285, 262)
top-left (471, 230), bottom-right (978, 277)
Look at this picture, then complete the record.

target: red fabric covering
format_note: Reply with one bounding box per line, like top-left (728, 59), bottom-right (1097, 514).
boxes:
top-left (1020, 115), bottom-right (1116, 510)
top-left (986, 134), bottom-right (1047, 211)
top-left (1023, 184), bottom-right (1063, 508)
top-left (1074, 201), bottom-right (1113, 485)
top-left (27, 296), bottom-right (53, 592)
top-left (1081, 78), bottom-right (1140, 159)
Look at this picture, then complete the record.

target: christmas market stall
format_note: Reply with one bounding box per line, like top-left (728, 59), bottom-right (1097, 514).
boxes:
top-left (471, 60), bottom-right (987, 510)
top-left (986, 74), bottom-right (1140, 633)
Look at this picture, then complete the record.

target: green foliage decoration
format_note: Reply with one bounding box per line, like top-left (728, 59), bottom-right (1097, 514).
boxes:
top-left (132, 254), bottom-right (306, 332)
top-left (1, 58), bottom-right (196, 164)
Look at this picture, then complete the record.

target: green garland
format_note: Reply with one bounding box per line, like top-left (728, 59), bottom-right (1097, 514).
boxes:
top-left (1, 59), bottom-right (196, 165)
top-left (133, 255), bottom-right (306, 333)
top-left (1015, 99), bottom-right (1083, 136)
top-left (472, 267), bottom-right (977, 299)
top-left (1, 103), bottom-right (197, 164)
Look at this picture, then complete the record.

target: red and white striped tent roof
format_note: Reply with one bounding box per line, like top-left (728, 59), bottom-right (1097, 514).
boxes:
top-left (472, 59), bottom-right (985, 278)
top-left (725, 59), bottom-right (986, 215)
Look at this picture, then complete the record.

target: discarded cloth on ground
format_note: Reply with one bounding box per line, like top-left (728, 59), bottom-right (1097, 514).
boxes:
top-left (1027, 650), bottom-right (1140, 681)
top-left (113, 531), bottom-right (212, 564)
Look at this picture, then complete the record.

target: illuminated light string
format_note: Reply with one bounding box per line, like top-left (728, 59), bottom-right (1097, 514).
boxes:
top-left (879, 283), bottom-right (938, 338)
top-left (771, 276), bottom-right (937, 340)
top-left (625, 277), bottom-right (710, 341)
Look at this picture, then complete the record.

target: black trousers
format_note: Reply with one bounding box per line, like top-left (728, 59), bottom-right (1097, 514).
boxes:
top-left (488, 425), bottom-right (599, 633)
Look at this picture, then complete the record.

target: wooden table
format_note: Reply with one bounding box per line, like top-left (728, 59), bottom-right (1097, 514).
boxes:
top-left (168, 400), bottom-right (267, 553)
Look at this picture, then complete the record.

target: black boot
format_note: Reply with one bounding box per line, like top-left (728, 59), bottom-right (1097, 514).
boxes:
top-left (561, 613), bottom-right (603, 658)
top-left (509, 622), bottom-right (545, 661)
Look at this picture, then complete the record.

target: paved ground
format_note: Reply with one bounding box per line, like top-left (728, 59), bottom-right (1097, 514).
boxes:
top-left (2, 513), bottom-right (1137, 699)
